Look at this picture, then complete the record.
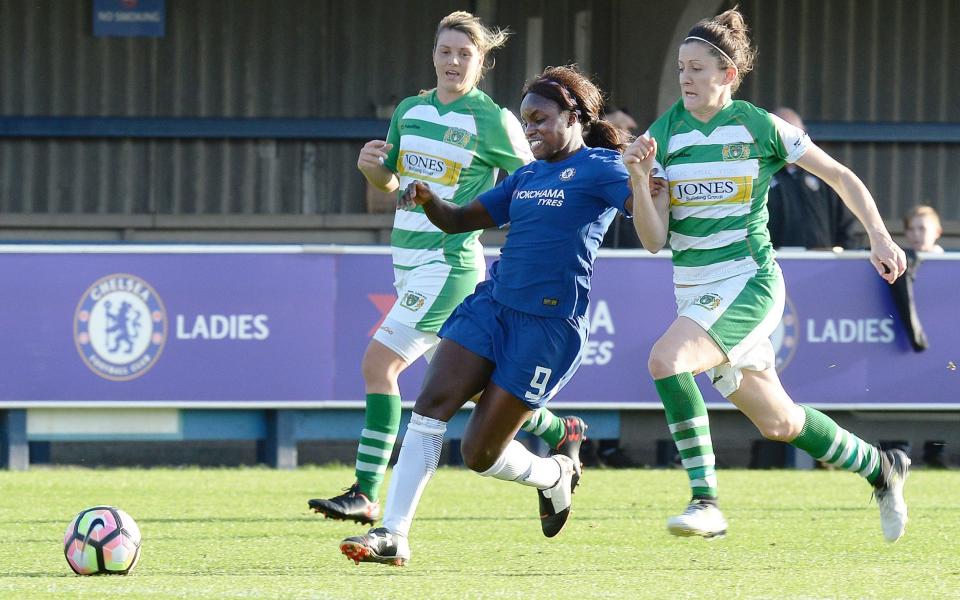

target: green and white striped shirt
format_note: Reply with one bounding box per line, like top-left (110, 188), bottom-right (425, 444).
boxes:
top-left (648, 99), bottom-right (809, 284)
top-left (384, 88), bottom-right (532, 270)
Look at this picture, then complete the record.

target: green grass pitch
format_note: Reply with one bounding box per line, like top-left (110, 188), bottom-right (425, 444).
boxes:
top-left (1, 466), bottom-right (958, 599)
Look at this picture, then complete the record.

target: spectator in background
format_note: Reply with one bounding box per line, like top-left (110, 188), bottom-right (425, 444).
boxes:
top-left (903, 204), bottom-right (945, 255)
top-left (605, 106), bottom-right (639, 135)
top-left (601, 106), bottom-right (642, 250)
top-left (596, 104), bottom-right (641, 466)
top-left (890, 205), bottom-right (944, 352)
top-left (766, 107), bottom-right (858, 250)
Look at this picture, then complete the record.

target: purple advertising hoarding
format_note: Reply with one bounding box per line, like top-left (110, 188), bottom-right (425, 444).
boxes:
top-left (1, 249), bottom-right (335, 404)
top-left (1, 246), bottom-right (957, 408)
top-left (560, 253), bottom-right (960, 408)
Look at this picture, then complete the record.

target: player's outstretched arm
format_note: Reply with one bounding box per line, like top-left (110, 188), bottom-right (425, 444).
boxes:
top-left (400, 181), bottom-right (496, 234)
top-left (795, 143), bottom-right (906, 283)
top-left (624, 135), bottom-right (669, 253)
top-left (357, 140), bottom-right (399, 193)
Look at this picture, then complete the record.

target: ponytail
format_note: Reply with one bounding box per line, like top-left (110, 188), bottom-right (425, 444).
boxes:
top-left (584, 119), bottom-right (630, 153)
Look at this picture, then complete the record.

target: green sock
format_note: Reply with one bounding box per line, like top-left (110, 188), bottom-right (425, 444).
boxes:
top-left (655, 373), bottom-right (718, 499)
top-left (520, 407), bottom-right (566, 448)
top-left (790, 405), bottom-right (881, 484)
top-left (354, 393), bottom-right (401, 502)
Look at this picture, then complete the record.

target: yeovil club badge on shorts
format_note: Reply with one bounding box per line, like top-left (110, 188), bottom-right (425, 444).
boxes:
top-left (74, 273), bottom-right (167, 381)
top-left (400, 291), bottom-right (426, 312)
top-left (694, 293), bottom-right (722, 310)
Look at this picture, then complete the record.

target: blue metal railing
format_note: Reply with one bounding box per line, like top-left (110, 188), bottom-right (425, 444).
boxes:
top-left (806, 122), bottom-right (960, 143)
top-left (1, 116), bottom-right (958, 143)
top-left (0, 116), bottom-right (390, 140)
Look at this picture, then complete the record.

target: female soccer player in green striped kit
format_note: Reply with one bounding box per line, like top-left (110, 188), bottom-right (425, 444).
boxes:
top-left (308, 11), bottom-right (586, 526)
top-left (624, 6), bottom-right (911, 542)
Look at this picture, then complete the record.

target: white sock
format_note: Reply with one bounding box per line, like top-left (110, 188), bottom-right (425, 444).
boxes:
top-left (478, 440), bottom-right (561, 489)
top-left (381, 412), bottom-right (446, 538)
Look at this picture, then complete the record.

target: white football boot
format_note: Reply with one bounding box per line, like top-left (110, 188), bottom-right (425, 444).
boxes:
top-left (667, 498), bottom-right (728, 539)
top-left (538, 455), bottom-right (580, 537)
top-left (874, 448), bottom-right (911, 542)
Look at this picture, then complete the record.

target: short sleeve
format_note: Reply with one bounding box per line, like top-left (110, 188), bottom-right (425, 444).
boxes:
top-left (486, 108), bottom-right (534, 174)
top-left (593, 153), bottom-right (632, 214)
top-left (770, 113), bottom-right (811, 164)
top-left (477, 170), bottom-right (518, 227)
top-left (382, 102), bottom-right (405, 172)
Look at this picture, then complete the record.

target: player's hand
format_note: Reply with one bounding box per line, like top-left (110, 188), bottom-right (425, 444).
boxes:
top-left (623, 134), bottom-right (657, 180)
top-left (870, 235), bottom-right (907, 283)
top-left (400, 181), bottom-right (437, 210)
top-left (357, 140), bottom-right (393, 171)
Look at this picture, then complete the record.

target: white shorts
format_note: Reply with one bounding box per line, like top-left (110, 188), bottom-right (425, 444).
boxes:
top-left (676, 265), bottom-right (785, 397)
top-left (372, 315), bottom-right (439, 365)
top-left (385, 261), bottom-right (484, 333)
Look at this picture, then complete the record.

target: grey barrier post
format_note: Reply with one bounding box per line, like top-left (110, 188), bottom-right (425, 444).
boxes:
top-left (263, 409), bottom-right (297, 469)
top-left (1, 410), bottom-right (29, 471)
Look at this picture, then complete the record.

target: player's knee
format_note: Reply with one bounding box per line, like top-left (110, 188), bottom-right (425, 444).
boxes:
top-left (460, 439), bottom-right (497, 473)
top-left (361, 345), bottom-right (408, 386)
top-left (361, 357), bottom-right (401, 386)
top-left (411, 387), bottom-right (448, 416)
top-left (647, 350), bottom-right (680, 380)
top-left (756, 416), bottom-right (797, 442)
top-left (752, 402), bottom-right (805, 441)
top-left (361, 366), bottom-right (391, 389)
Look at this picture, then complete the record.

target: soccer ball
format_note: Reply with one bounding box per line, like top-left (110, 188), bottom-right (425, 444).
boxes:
top-left (63, 506), bottom-right (142, 575)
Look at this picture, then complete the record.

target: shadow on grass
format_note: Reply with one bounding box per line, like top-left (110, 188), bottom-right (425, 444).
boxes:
top-left (0, 504), bottom-right (885, 531)
top-left (0, 572), bottom-right (76, 578)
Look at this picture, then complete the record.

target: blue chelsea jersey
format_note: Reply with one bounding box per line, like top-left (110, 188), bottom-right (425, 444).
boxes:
top-left (477, 147), bottom-right (631, 319)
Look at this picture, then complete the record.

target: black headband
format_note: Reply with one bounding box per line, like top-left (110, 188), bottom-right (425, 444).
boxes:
top-left (527, 79), bottom-right (583, 119)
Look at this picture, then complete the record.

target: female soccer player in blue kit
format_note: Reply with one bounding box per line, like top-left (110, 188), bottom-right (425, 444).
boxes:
top-left (339, 65), bottom-right (646, 566)
top-left (309, 11), bottom-right (586, 526)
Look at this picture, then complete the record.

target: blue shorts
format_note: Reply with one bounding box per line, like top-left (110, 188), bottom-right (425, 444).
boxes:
top-left (439, 282), bottom-right (588, 409)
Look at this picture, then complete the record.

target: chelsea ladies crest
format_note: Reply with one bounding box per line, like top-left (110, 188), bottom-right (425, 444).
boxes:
top-left (74, 274), bottom-right (168, 381)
